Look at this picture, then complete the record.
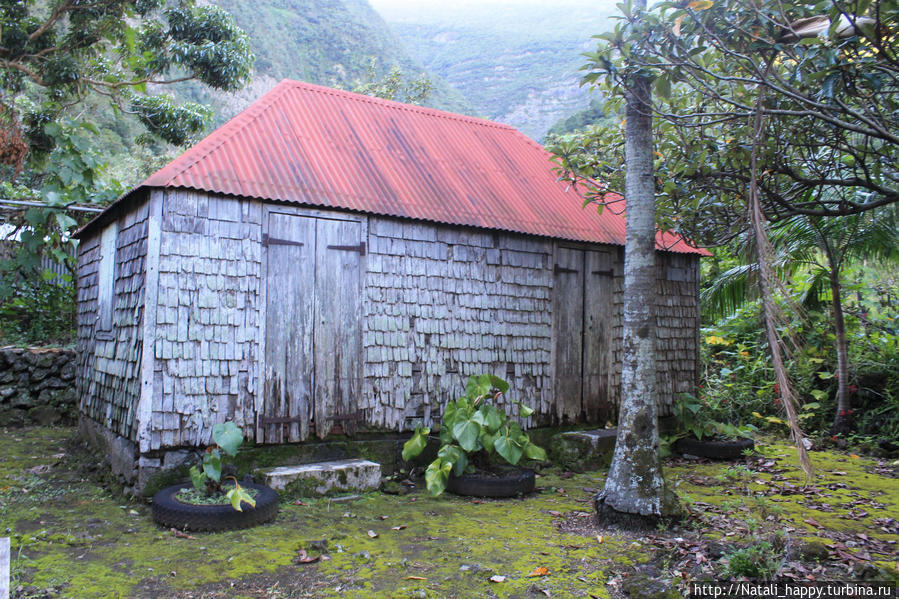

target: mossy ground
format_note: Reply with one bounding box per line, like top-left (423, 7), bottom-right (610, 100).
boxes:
top-left (1, 427), bottom-right (897, 598)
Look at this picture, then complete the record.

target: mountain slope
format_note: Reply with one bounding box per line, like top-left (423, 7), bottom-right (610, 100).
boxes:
top-left (177, 0), bottom-right (472, 125)
top-left (374, 1), bottom-right (618, 140)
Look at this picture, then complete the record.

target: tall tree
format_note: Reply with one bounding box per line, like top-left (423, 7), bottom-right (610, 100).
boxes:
top-left (0, 0), bottom-right (254, 342)
top-left (593, 0), bottom-right (682, 525)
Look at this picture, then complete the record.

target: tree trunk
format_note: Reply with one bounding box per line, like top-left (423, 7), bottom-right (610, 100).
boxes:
top-left (829, 268), bottom-right (853, 434)
top-left (595, 39), bottom-right (680, 525)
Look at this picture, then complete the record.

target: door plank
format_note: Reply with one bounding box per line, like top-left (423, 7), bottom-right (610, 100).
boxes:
top-left (313, 218), bottom-right (363, 438)
top-left (263, 212), bottom-right (316, 443)
top-left (583, 250), bottom-right (614, 422)
top-left (552, 247), bottom-right (584, 423)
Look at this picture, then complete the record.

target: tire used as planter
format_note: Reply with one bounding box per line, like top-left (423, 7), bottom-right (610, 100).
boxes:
top-left (151, 482), bottom-right (279, 532)
top-left (673, 436), bottom-right (755, 460)
top-left (446, 467), bottom-right (535, 498)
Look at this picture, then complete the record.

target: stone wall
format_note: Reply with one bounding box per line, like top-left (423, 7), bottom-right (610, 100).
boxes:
top-left (0, 347), bottom-right (77, 426)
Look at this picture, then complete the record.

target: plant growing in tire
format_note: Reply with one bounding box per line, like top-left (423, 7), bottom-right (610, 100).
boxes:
top-left (669, 393), bottom-right (757, 459)
top-left (151, 422), bottom-right (278, 531)
top-left (402, 374), bottom-right (546, 497)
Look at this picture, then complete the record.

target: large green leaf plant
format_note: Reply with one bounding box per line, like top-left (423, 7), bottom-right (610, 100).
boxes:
top-left (402, 374), bottom-right (546, 496)
top-left (189, 421), bottom-right (256, 511)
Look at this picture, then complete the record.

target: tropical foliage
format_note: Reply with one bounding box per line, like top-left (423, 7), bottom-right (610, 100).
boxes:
top-left (402, 374), bottom-right (546, 497)
top-left (189, 421), bottom-right (256, 511)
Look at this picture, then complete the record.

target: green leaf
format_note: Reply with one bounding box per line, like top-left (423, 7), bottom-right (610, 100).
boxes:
top-left (54, 212), bottom-right (78, 232)
top-left (810, 390), bottom-right (828, 401)
top-left (483, 406), bottom-right (504, 433)
top-left (518, 403), bottom-right (535, 418)
top-left (425, 459), bottom-right (451, 496)
top-left (202, 449), bottom-right (222, 482)
top-left (212, 421), bottom-right (243, 456)
top-left (494, 435), bottom-right (524, 465)
top-left (486, 375), bottom-right (510, 394)
top-left (402, 426), bottom-right (430, 461)
top-left (524, 443), bottom-right (547, 461)
top-left (452, 451), bottom-right (468, 477)
top-left (226, 482), bottom-right (256, 512)
top-left (654, 74), bottom-right (671, 99)
top-left (452, 420), bottom-right (482, 452)
top-left (189, 465), bottom-right (206, 492)
top-left (481, 431), bottom-right (496, 453)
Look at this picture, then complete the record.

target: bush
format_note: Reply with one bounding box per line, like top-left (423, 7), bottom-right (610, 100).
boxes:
top-left (723, 541), bottom-right (781, 580)
top-left (0, 268), bottom-right (75, 346)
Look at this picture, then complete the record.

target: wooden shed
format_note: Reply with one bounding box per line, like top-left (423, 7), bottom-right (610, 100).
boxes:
top-left (74, 80), bottom-right (704, 489)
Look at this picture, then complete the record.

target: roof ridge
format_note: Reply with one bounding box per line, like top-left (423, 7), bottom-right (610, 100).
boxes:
top-left (280, 78), bottom-right (517, 132)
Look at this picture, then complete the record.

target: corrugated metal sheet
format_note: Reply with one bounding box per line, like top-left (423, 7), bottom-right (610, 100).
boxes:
top-left (87, 80), bottom-right (703, 253)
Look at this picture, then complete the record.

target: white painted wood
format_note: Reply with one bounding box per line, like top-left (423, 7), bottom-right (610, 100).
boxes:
top-left (136, 190), bottom-right (163, 453)
top-left (0, 536), bottom-right (9, 599)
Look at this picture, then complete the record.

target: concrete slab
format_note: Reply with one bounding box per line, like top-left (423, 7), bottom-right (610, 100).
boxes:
top-left (548, 428), bottom-right (617, 472)
top-left (261, 459), bottom-right (382, 496)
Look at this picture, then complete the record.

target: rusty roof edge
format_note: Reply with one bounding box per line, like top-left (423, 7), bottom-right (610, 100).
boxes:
top-left (78, 183), bottom-right (705, 255)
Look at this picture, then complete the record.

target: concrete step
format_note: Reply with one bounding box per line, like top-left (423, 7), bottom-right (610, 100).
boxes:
top-left (261, 459), bottom-right (382, 496)
top-left (548, 428), bottom-right (617, 472)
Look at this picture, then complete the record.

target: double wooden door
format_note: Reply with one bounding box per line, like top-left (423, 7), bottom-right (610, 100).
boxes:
top-left (260, 212), bottom-right (363, 442)
top-left (552, 247), bottom-right (616, 423)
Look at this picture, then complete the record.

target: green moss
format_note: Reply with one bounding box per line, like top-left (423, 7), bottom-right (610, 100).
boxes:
top-left (4, 429), bottom-right (899, 598)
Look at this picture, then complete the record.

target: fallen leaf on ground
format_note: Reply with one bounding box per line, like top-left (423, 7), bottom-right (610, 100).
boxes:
top-left (391, 525), bottom-right (407, 531)
top-left (378, 515), bottom-right (389, 520)
top-left (294, 549), bottom-right (320, 564)
top-left (489, 575), bottom-right (506, 583)
top-left (405, 576), bottom-right (427, 580)
top-left (527, 566), bottom-right (549, 577)
top-left (170, 529), bottom-right (195, 540)
top-left (367, 530), bottom-right (378, 538)
top-left (804, 517), bottom-right (823, 528)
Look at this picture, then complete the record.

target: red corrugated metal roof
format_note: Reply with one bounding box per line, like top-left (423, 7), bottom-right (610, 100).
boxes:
top-left (88, 79), bottom-right (704, 254)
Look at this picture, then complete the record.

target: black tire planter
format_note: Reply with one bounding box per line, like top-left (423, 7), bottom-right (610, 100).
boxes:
top-left (673, 436), bottom-right (754, 460)
top-left (446, 467), bottom-right (535, 498)
top-left (151, 482), bottom-right (279, 532)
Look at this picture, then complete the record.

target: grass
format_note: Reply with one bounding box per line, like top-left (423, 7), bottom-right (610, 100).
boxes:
top-left (1, 426), bottom-right (897, 598)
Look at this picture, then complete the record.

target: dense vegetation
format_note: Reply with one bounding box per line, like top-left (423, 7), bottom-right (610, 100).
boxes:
top-left (0, 0), bottom-right (469, 347)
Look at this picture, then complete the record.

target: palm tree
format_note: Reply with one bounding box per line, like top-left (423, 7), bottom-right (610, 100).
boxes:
top-left (703, 206), bottom-right (899, 433)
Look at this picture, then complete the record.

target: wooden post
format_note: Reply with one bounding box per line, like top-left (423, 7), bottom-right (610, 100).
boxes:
top-left (1, 536), bottom-right (10, 599)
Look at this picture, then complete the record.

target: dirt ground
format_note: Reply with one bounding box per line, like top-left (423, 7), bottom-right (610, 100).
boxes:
top-left (1, 427), bottom-right (897, 598)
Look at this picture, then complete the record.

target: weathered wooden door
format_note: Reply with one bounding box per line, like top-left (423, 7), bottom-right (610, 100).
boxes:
top-left (552, 247), bottom-right (584, 423)
top-left (313, 218), bottom-right (363, 437)
top-left (261, 213), bottom-right (363, 442)
top-left (552, 247), bottom-right (615, 423)
top-left (263, 213), bottom-right (316, 443)
top-left (583, 250), bottom-right (614, 422)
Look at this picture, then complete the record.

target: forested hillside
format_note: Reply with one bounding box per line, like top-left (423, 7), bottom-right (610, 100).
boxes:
top-left (373, 1), bottom-right (618, 140)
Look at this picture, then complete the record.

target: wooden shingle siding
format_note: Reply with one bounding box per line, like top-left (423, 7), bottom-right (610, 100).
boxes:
top-left (76, 194), bottom-right (150, 440)
top-left (78, 190), bottom-right (699, 456)
top-left (149, 190), bottom-right (262, 450)
top-left (363, 217), bottom-right (555, 430)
